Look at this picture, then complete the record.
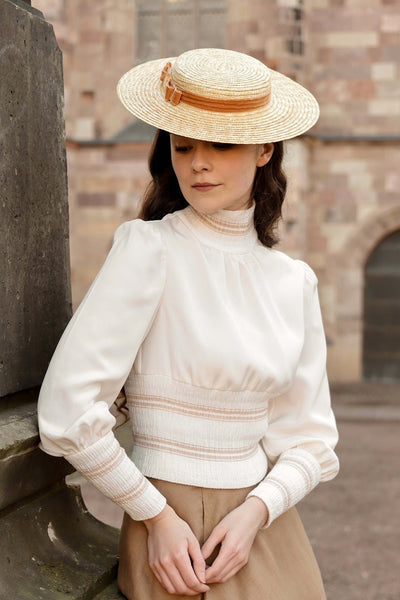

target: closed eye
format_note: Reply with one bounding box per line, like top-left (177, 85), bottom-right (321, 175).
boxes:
top-left (212, 143), bottom-right (235, 150)
top-left (174, 145), bottom-right (192, 153)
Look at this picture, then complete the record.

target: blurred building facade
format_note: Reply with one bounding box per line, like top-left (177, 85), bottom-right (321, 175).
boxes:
top-left (34, 0), bottom-right (400, 383)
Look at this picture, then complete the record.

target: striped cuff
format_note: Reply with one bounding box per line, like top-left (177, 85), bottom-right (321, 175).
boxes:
top-left (67, 431), bottom-right (166, 521)
top-left (246, 448), bottom-right (322, 527)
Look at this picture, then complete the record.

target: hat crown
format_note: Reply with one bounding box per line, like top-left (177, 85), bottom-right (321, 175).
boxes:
top-left (171, 48), bottom-right (271, 101)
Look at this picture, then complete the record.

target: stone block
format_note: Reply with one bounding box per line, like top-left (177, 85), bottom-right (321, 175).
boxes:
top-left (246, 33), bottom-right (265, 52)
top-left (345, 0), bottom-right (380, 6)
top-left (74, 116), bottom-right (96, 139)
top-left (371, 62), bottom-right (397, 80)
top-left (330, 159), bottom-right (367, 174)
top-left (316, 31), bottom-right (379, 48)
top-left (307, 252), bottom-right (328, 270)
top-left (383, 44), bottom-right (400, 61)
top-left (324, 223), bottom-right (354, 253)
top-left (347, 80), bottom-right (376, 100)
top-left (369, 98), bottom-right (400, 116)
top-left (348, 171), bottom-right (374, 190)
top-left (311, 0), bottom-right (329, 6)
top-left (0, 390), bottom-right (73, 511)
top-left (327, 337), bottom-right (362, 382)
top-left (77, 193), bottom-right (116, 207)
top-left (277, 0), bottom-right (298, 7)
top-left (381, 13), bottom-right (400, 32)
top-left (384, 172), bottom-right (400, 193)
top-left (0, 0), bottom-right (71, 397)
top-left (311, 8), bottom-right (380, 33)
top-left (104, 9), bottom-right (135, 33)
top-left (0, 483), bottom-right (119, 599)
top-left (376, 80), bottom-right (400, 100)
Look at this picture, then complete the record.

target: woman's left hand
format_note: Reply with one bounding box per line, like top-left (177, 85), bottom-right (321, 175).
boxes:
top-left (201, 496), bottom-right (269, 584)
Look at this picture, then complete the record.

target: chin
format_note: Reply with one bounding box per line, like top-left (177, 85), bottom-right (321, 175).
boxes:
top-left (187, 199), bottom-right (223, 214)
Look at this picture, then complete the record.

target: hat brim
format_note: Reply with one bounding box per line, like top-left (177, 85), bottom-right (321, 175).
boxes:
top-left (117, 57), bottom-right (319, 144)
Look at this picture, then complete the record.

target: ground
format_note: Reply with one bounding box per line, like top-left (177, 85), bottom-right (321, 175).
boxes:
top-left (76, 382), bottom-right (400, 600)
top-left (299, 383), bottom-right (400, 600)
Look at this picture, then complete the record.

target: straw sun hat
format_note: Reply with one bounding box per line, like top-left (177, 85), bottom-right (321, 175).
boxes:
top-left (117, 48), bottom-right (319, 144)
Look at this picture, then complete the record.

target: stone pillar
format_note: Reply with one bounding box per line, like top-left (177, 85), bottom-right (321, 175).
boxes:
top-left (0, 0), bottom-right (71, 396)
top-left (0, 1), bottom-right (121, 597)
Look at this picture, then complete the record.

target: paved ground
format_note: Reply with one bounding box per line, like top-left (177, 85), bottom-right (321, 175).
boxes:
top-left (299, 382), bottom-right (400, 600)
top-left (77, 382), bottom-right (400, 600)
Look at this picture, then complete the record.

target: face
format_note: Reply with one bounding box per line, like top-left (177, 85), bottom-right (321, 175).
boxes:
top-left (170, 134), bottom-right (274, 213)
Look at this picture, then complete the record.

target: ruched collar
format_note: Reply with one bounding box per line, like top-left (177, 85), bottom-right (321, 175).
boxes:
top-left (177, 203), bottom-right (258, 253)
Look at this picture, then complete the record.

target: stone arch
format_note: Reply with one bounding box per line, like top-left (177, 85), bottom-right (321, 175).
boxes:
top-left (331, 204), bottom-right (400, 381)
top-left (337, 204), bottom-right (400, 270)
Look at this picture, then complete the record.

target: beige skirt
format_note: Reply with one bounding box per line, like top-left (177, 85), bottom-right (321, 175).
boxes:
top-left (118, 478), bottom-right (326, 600)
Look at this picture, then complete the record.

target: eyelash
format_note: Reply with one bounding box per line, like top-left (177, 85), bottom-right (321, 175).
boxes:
top-left (174, 143), bottom-right (233, 153)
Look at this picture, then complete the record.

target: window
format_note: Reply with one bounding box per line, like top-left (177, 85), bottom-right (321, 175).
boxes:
top-left (278, 0), bottom-right (304, 57)
top-left (135, 0), bottom-right (227, 64)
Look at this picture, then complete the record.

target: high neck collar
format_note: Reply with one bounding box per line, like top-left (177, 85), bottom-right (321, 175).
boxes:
top-left (177, 203), bottom-right (258, 253)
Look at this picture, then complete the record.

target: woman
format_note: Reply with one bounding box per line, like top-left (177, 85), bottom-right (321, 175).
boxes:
top-left (38, 48), bottom-right (339, 599)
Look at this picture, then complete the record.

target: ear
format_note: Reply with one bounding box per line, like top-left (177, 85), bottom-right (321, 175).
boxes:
top-left (256, 143), bottom-right (274, 167)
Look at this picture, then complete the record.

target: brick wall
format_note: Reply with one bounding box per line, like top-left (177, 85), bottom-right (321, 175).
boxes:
top-left (308, 2), bottom-right (400, 137)
top-left (34, 0), bottom-right (400, 381)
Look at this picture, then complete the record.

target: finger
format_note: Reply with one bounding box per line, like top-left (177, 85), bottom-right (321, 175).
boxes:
top-left (150, 555), bottom-right (194, 596)
top-left (150, 562), bottom-right (177, 595)
top-left (156, 562), bottom-right (197, 596)
top-left (205, 543), bottom-right (243, 583)
top-left (174, 550), bottom-right (210, 593)
top-left (207, 545), bottom-right (248, 583)
top-left (188, 537), bottom-right (207, 584)
top-left (202, 527), bottom-right (225, 560)
top-left (210, 562), bottom-right (243, 584)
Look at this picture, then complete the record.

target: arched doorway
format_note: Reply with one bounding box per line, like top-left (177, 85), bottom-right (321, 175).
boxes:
top-left (363, 230), bottom-right (400, 381)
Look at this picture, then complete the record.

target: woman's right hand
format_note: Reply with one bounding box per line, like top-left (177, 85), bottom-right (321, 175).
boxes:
top-left (143, 504), bottom-right (210, 596)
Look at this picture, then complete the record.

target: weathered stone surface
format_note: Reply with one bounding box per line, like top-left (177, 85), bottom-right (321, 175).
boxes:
top-left (92, 582), bottom-right (125, 599)
top-left (0, 0), bottom-right (72, 397)
top-left (0, 484), bottom-right (119, 600)
top-left (0, 390), bottom-right (73, 511)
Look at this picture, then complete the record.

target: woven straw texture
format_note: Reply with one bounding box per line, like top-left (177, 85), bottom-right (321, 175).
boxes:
top-left (117, 48), bottom-right (319, 144)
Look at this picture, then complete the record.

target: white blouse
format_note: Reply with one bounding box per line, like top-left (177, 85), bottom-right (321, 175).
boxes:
top-left (38, 203), bottom-right (339, 526)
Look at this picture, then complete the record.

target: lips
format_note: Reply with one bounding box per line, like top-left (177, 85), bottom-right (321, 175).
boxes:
top-left (192, 183), bottom-right (220, 191)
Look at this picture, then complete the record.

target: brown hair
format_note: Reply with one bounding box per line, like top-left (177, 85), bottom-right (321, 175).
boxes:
top-left (139, 129), bottom-right (287, 247)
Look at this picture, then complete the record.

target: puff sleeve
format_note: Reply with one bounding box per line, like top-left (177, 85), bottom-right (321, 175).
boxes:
top-left (247, 262), bottom-right (339, 527)
top-left (38, 219), bottom-right (167, 520)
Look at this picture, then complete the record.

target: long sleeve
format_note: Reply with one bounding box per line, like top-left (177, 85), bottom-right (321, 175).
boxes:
top-left (247, 263), bottom-right (339, 527)
top-left (38, 219), bottom-right (168, 520)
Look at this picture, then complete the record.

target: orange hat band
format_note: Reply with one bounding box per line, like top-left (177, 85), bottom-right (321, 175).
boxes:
top-left (160, 62), bottom-right (271, 113)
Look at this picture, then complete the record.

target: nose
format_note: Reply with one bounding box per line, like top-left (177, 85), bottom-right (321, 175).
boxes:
top-left (191, 143), bottom-right (212, 172)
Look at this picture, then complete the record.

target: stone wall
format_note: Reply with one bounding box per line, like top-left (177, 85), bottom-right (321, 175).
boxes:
top-left (67, 141), bottom-right (150, 305)
top-left (34, 0), bottom-right (136, 140)
top-left (308, 140), bottom-right (400, 380)
top-left (308, 2), bottom-right (400, 137)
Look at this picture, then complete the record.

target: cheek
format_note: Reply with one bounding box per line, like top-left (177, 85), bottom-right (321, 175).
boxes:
top-left (232, 160), bottom-right (258, 189)
top-left (171, 155), bottom-right (190, 183)
top-left (170, 153), bottom-right (178, 175)
top-left (171, 157), bottom-right (183, 185)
